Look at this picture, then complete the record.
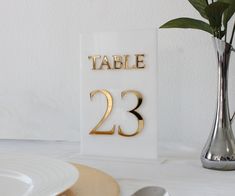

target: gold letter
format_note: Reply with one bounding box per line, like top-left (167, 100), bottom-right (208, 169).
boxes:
top-left (88, 55), bottom-right (101, 70)
top-left (123, 55), bottom-right (130, 69)
top-left (135, 54), bottom-right (145, 69)
top-left (99, 56), bottom-right (111, 70)
top-left (112, 55), bottom-right (123, 69)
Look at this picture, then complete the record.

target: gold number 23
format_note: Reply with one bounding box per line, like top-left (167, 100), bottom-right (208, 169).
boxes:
top-left (89, 90), bottom-right (144, 137)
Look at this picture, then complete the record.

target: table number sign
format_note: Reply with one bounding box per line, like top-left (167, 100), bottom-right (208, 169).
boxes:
top-left (80, 29), bottom-right (158, 160)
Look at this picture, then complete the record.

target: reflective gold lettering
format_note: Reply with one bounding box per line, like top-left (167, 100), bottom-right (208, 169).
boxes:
top-left (99, 56), bottom-right (111, 70)
top-left (135, 54), bottom-right (145, 69)
top-left (113, 55), bottom-right (123, 69)
top-left (88, 54), bottom-right (146, 70)
top-left (123, 55), bottom-right (130, 69)
top-left (88, 55), bottom-right (101, 70)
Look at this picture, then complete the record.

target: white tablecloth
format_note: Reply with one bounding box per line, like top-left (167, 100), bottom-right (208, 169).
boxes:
top-left (0, 140), bottom-right (234, 196)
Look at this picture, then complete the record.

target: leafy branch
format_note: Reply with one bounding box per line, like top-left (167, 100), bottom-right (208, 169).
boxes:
top-left (160, 0), bottom-right (235, 45)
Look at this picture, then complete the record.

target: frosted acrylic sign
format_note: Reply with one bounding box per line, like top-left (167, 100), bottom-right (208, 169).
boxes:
top-left (80, 29), bottom-right (158, 160)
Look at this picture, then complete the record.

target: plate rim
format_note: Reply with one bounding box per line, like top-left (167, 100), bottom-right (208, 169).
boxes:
top-left (0, 153), bottom-right (79, 196)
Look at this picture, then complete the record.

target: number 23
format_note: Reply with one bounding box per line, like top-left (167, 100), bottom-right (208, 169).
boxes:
top-left (89, 90), bottom-right (144, 137)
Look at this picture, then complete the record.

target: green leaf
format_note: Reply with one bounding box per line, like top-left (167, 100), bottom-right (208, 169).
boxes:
top-left (160, 17), bottom-right (213, 34)
top-left (188, 0), bottom-right (209, 19)
top-left (218, 0), bottom-right (235, 26)
top-left (205, 2), bottom-right (229, 30)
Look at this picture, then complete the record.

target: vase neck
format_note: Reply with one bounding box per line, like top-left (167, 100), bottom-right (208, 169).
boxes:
top-left (213, 38), bottom-right (232, 128)
top-left (213, 38), bottom-right (232, 55)
top-left (214, 38), bottom-right (231, 93)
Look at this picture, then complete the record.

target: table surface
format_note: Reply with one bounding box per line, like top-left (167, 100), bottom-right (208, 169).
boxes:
top-left (0, 140), bottom-right (234, 196)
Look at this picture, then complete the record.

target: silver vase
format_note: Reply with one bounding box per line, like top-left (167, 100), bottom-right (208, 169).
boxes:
top-left (201, 38), bottom-right (235, 170)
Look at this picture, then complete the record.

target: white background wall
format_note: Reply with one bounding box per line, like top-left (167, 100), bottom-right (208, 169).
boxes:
top-left (0, 0), bottom-right (234, 149)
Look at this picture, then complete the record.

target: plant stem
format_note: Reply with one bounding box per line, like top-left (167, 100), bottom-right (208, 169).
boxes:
top-left (230, 21), bottom-right (235, 46)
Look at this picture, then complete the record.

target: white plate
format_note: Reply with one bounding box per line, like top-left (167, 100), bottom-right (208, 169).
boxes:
top-left (0, 153), bottom-right (79, 196)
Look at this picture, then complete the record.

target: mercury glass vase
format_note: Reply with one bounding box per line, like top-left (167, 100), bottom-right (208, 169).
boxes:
top-left (201, 38), bottom-right (235, 170)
